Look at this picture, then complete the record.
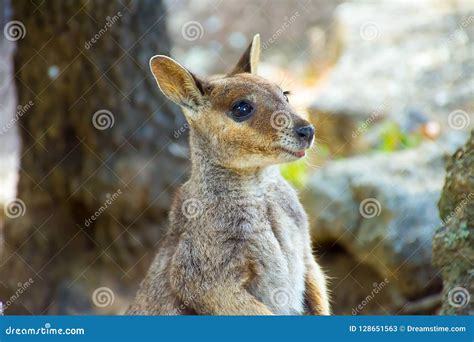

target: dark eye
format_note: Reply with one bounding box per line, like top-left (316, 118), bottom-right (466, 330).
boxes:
top-left (229, 99), bottom-right (256, 122)
top-left (283, 90), bottom-right (290, 103)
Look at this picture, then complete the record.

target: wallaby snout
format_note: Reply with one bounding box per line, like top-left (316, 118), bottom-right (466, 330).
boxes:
top-left (295, 124), bottom-right (315, 145)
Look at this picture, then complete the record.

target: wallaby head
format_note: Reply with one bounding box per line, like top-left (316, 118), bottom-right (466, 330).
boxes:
top-left (150, 34), bottom-right (315, 171)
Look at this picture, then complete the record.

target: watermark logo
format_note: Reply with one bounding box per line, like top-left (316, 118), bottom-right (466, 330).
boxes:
top-left (270, 110), bottom-right (291, 130)
top-left (440, 192), bottom-right (473, 226)
top-left (5, 322), bottom-right (85, 335)
top-left (0, 100), bottom-right (35, 136)
top-left (92, 109), bottom-right (115, 130)
top-left (359, 198), bottom-right (382, 218)
top-left (84, 189), bottom-right (122, 227)
top-left (448, 286), bottom-right (470, 308)
top-left (4, 198), bottom-right (26, 218)
top-left (1, 278), bottom-right (35, 312)
top-left (181, 21), bottom-right (204, 41)
top-left (352, 100), bottom-right (387, 138)
top-left (173, 122), bottom-right (190, 139)
top-left (181, 198), bottom-right (203, 219)
top-left (359, 22), bottom-right (380, 41)
top-left (270, 288), bottom-right (292, 307)
top-left (84, 12), bottom-right (122, 50)
top-left (352, 278), bottom-right (389, 315)
top-left (262, 12), bottom-right (300, 50)
top-left (448, 110), bottom-right (470, 130)
top-left (445, 15), bottom-right (474, 45)
top-left (3, 21), bottom-right (27, 41)
top-left (92, 287), bottom-right (115, 307)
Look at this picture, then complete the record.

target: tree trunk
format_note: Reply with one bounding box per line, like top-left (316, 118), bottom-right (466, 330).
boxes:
top-left (1, 0), bottom-right (189, 314)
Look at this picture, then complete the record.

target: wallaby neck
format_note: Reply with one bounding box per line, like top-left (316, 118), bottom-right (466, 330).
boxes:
top-left (188, 130), bottom-right (277, 194)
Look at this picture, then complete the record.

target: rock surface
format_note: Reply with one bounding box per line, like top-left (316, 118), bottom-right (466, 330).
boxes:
top-left (303, 138), bottom-right (466, 303)
top-left (308, 1), bottom-right (474, 155)
top-left (433, 132), bottom-right (473, 315)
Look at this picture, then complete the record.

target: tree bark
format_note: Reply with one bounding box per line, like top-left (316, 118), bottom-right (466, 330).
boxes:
top-left (1, 0), bottom-right (188, 314)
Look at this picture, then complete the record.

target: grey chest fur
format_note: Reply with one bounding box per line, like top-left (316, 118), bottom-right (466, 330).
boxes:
top-left (246, 192), bottom-right (307, 315)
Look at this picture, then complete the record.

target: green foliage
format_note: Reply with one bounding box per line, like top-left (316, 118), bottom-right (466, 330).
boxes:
top-left (377, 122), bottom-right (422, 152)
top-left (280, 159), bottom-right (308, 189)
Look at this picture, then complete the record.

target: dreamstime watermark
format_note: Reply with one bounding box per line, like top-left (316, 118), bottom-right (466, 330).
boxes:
top-left (0, 100), bottom-right (34, 136)
top-left (84, 189), bottom-right (122, 227)
top-left (92, 287), bottom-right (115, 307)
top-left (445, 15), bottom-right (474, 45)
top-left (181, 198), bottom-right (203, 219)
top-left (3, 198), bottom-right (26, 218)
top-left (3, 20), bottom-right (27, 41)
top-left (359, 21), bottom-right (381, 41)
top-left (92, 109), bottom-right (115, 130)
top-left (359, 198), bottom-right (382, 218)
top-left (440, 192), bottom-right (473, 226)
top-left (173, 292), bottom-right (200, 314)
top-left (447, 286), bottom-right (470, 308)
top-left (84, 11), bottom-right (122, 50)
top-left (270, 110), bottom-right (291, 130)
top-left (5, 323), bottom-right (85, 336)
top-left (352, 100), bottom-right (387, 138)
top-left (173, 122), bottom-right (190, 139)
top-left (448, 110), bottom-right (471, 130)
top-left (352, 278), bottom-right (390, 315)
top-left (262, 11), bottom-right (300, 50)
top-left (270, 288), bottom-right (292, 307)
top-left (181, 21), bottom-right (204, 41)
top-left (1, 278), bottom-right (34, 313)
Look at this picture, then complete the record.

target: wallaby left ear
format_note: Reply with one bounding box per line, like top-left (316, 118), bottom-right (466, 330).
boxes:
top-left (229, 34), bottom-right (261, 75)
top-left (149, 55), bottom-right (206, 111)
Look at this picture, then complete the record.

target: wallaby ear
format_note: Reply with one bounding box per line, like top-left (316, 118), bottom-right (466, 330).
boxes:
top-left (149, 55), bottom-right (205, 110)
top-left (229, 34), bottom-right (261, 75)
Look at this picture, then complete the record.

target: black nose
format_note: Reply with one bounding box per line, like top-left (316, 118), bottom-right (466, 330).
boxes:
top-left (295, 125), bottom-right (315, 142)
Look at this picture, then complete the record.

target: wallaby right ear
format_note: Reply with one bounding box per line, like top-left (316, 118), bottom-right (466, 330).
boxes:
top-left (149, 55), bottom-right (205, 110)
top-left (229, 34), bottom-right (261, 75)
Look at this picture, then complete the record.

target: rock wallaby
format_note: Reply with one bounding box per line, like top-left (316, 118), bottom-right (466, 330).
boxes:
top-left (127, 34), bottom-right (330, 315)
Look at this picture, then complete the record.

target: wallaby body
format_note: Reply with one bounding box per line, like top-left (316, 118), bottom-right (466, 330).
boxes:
top-left (127, 35), bottom-right (330, 315)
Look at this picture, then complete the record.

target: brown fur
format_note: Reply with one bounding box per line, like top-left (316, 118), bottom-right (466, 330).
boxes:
top-left (127, 34), bottom-right (330, 315)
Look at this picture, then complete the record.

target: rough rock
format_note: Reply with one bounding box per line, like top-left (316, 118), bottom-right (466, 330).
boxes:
top-left (303, 137), bottom-right (467, 302)
top-left (308, 1), bottom-right (474, 155)
top-left (433, 132), bottom-right (473, 315)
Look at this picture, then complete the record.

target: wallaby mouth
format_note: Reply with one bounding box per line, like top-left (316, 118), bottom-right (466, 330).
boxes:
top-left (281, 147), bottom-right (306, 158)
top-left (280, 128), bottom-right (314, 159)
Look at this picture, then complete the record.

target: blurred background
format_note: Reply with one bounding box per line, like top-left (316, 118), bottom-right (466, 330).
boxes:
top-left (0, 0), bottom-right (472, 315)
